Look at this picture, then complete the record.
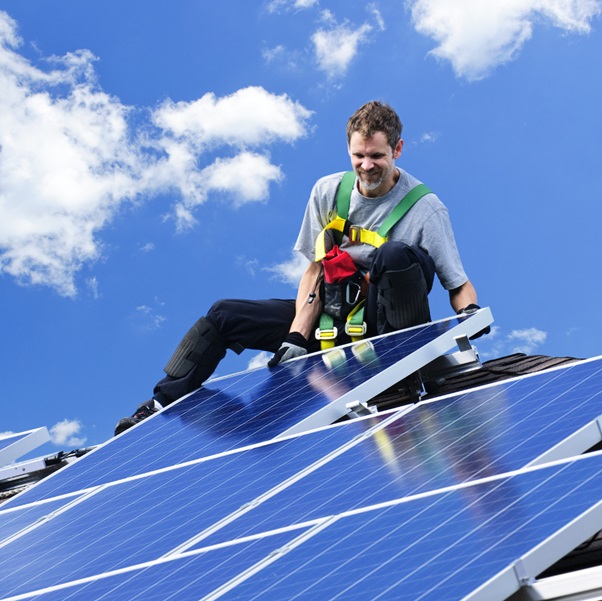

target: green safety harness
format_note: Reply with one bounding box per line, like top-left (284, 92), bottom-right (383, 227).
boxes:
top-left (315, 171), bottom-right (433, 349)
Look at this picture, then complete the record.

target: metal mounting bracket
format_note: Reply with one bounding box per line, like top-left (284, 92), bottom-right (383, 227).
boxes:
top-left (345, 400), bottom-right (376, 419)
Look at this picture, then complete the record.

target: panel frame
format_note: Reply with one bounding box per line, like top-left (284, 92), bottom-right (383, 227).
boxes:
top-left (0, 429), bottom-right (50, 468)
top-left (278, 307), bottom-right (493, 437)
top-left (526, 416), bottom-right (602, 467)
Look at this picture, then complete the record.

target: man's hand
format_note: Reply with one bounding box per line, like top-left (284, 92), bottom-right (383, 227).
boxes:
top-left (457, 304), bottom-right (491, 339)
top-left (268, 332), bottom-right (309, 367)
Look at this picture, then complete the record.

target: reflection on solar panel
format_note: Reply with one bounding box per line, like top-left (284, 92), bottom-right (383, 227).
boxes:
top-left (1, 309), bottom-right (602, 600)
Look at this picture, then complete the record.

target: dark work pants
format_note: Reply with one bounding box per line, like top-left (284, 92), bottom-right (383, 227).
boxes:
top-left (364, 241), bottom-right (435, 337)
top-left (154, 242), bottom-right (435, 406)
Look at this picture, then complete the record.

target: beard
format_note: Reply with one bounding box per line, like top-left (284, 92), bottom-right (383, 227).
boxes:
top-left (356, 162), bottom-right (395, 192)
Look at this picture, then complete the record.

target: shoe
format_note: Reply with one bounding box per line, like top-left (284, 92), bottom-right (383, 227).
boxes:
top-left (114, 399), bottom-right (162, 436)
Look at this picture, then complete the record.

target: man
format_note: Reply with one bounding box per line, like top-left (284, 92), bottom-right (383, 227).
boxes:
top-left (115, 100), bottom-right (484, 435)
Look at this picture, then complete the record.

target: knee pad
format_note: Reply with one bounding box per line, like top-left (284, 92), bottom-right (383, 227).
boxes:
top-left (376, 263), bottom-right (431, 333)
top-left (164, 317), bottom-right (227, 379)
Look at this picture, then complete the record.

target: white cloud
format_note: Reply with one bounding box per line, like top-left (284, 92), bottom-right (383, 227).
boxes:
top-left (508, 327), bottom-right (548, 354)
top-left (0, 24), bottom-right (142, 296)
top-left (262, 45), bottom-right (303, 71)
top-left (263, 44), bottom-right (287, 63)
top-left (412, 131), bottom-right (440, 146)
top-left (248, 351), bottom-right (271, 370)
top-left (0, 13), bottom-right (312, 296)
top-left (265, 251), bottom-right (310, 287)
top-left (139, 242), bottom-right (155, 253)
top-left (408, 0), bottom-right (602, 80)
top-left (202, 152), bottom-right (283, 204)
top-left (369, 3), bottom-right (386, 31)
top-left (136, 88), bottom-right (311, 231)
top-left (478, 325), bottom-right (548, 358)
top-left (49, 418), bottom-right (87, 447)
top-left (164, 151), bottom-right (284, 231)
top-left (86, 277), bottom-right (100, 299)
top-left (264, 7), bottom-right (382, 80)
top-left (237, 256), bottom-right (260, 277)
top-left (312, 18), bottom-right (373, 78)
top-left (135, 304), bottom-right (167, 331)
top-left (152, 86), bottom-right (311, 147)
top-left (267, 0), bottom-right (319, 13)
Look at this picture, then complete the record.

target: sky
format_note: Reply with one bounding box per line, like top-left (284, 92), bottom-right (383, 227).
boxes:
top-left (0, 0), bottom-right (601, 452)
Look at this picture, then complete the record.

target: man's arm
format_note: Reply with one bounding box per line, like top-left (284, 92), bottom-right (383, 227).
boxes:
top-left (289, 260), bottom-right (323, 339)
top-left (267, 261), bottom-right (323, 367)
top-left (449, 279), bottom-right (477, 313)
top-left (449, 279), bottom-right (490, 339)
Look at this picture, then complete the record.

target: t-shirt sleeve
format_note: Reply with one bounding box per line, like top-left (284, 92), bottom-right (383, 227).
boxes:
top-left (294, 173), bottom-right (343, 262)
top-left (419, 205), bottom-right (468, 291)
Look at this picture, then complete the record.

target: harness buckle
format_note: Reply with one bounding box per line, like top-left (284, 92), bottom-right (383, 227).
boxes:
top-left (345, 321), bottom-right (367, 337)
top-left (348, 225), bottom-right (362, 244)
top-left (315, 326), bottom-right (338, 341)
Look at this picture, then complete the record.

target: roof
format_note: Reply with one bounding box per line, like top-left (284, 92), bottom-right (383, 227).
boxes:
top-left (371, 353), bottom-right (583, 410)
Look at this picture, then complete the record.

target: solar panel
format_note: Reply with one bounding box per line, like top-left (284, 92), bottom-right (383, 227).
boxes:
top-left (2, 309), bottom-right (492, 508)
top-left (3, 308), bottom-right (602, 600)
top-left (211, 452), bottom-right (602, 601)
top-left (0, 412), bottom-right (398, 598)
top-left (1, 357), bottom-right (601, 590)
top-left (0, 497), bottom-right (74, 544)
top-left (0, 429), bottom-right (49, 467)
top-left (199, 356), bottom-right (602, 546)
top-left (3, 452), bottom-right (602, 600)
top-left (0, 529), bottom-right (308, 601)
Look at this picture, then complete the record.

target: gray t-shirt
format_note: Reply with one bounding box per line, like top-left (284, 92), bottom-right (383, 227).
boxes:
top-left (294, 169), bottom-right (468, 291)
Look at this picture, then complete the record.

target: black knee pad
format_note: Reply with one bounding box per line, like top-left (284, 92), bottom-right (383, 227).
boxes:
top-left (164, 317), bottom-right (227, 379)
top-left (376, 263), bottom-right (431, 333)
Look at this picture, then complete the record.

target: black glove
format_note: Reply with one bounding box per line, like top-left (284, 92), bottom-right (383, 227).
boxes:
top-left (457, 304), bottom-right (491, 339)
top-left (268, 332), bottom-right (309, 367)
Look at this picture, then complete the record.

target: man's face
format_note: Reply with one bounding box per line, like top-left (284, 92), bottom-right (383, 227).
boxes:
top-left (348, 131), bottom-right (403, 198)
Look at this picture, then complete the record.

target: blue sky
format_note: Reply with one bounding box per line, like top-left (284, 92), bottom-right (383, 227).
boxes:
top-left (1, 0), bottom-right (601, 451)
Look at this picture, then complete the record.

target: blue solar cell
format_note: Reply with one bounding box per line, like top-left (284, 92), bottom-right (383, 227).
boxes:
top-left (3, 530), bottom-right (303, 601)
top-left (0, 415), bottom-right (388, 598)
top-left (202, 357), bottom-right (602, 545)
top-left (5, 313), bottom-right (485, 508)
top-left (217, 452), bottom-right (602, 601)
top-left (0, 497), bottom-right (75, 545)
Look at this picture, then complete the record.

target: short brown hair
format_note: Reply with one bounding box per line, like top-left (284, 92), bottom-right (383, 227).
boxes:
top-left (346, 101), bottom-right (403, 151)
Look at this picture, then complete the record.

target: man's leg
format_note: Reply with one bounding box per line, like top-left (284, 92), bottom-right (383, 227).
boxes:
top-left (365, 242), bottom-right (435, 336)
top-left (154, 298), bottom-right (298, 404)
top-left (115, 298), bottom-right (297, 435)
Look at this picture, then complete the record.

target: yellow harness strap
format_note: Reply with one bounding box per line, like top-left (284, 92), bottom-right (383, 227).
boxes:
top-left (315, 219), bottom-right (387, 263)
top-left (315, 312), bottom-right (338, 349)
top-left (314, 217), bottom-right (346, 263)
top-left (314, 174), bottom-right (432, 262)
top-left (345, 300), bottom-right (366, 342)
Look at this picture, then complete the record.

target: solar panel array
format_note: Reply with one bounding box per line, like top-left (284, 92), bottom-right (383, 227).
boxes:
top-left (1, 308), bottom-right (602, 600)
